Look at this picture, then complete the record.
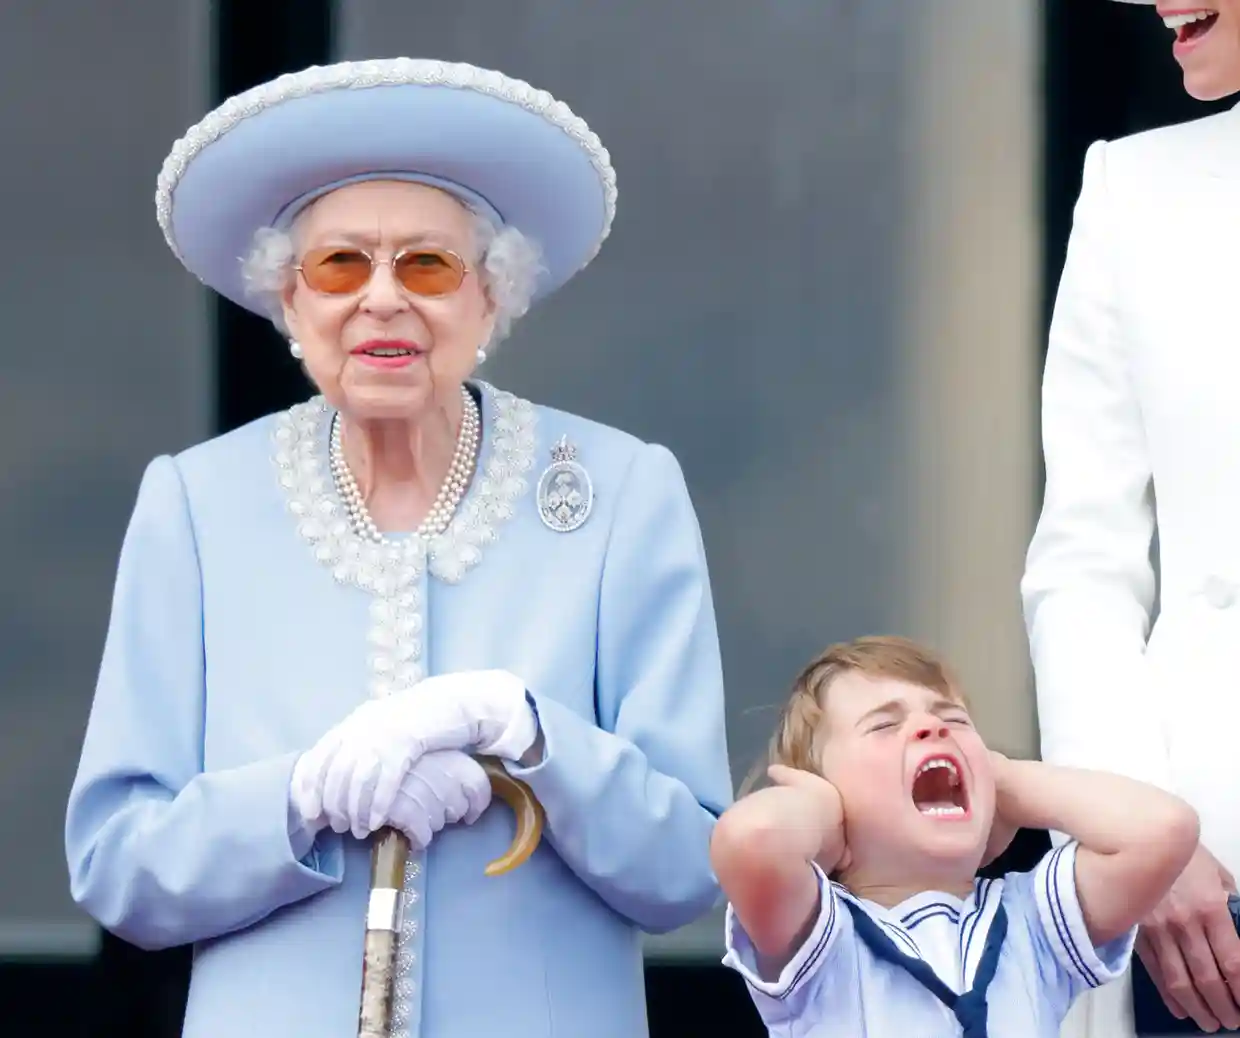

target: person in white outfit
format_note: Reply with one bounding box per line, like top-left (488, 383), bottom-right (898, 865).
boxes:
top-left (1023, 1), bottom-right (1240, 1034)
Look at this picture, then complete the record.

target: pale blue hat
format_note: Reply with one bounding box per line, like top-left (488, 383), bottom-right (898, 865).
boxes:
top-left (155, 58), bottom-right (617, 316)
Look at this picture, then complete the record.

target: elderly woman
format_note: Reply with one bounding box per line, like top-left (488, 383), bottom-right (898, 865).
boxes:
top-left (1023, 3), bottom-right (1240, 1036)
top-left (64, 58), bottom-right (732, 1038)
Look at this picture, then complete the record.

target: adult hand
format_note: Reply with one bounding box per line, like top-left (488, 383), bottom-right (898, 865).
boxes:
top-left (381, 750), bottom-right (492, 847)
top-left (294, 670), bottom-right (535, 836)
top-left (1136, 842), bottom-right (1240, 1032)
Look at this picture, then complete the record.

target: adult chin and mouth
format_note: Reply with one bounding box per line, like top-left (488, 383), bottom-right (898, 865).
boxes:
top-left (350, 339), bottom-right (426, 369)
top-left (1164, 8), bottom-right (1221, 57)
top-left (909, 754), bottom-right (972, 822)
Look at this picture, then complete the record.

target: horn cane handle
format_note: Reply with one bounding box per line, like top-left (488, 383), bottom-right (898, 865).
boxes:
top-left (477, 756), bottom-right (545, 876)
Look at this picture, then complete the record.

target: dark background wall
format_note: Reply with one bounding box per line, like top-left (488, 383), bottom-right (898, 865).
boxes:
top-left (0, 3), bottom-right (1229, 1036)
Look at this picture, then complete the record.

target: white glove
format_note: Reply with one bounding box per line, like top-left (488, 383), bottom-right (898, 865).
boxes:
top-left (383, 750), bottom-right (492, 848)
top-left (288, 749), bottom-right (492, 844)
top-left (292, 669), bottom-right (536, 836)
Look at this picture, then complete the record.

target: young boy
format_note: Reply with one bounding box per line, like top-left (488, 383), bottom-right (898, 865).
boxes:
top-left (712, 636), bottom-right (1199, 1037)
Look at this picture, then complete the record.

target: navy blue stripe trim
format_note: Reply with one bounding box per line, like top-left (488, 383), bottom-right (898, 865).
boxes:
top-left (881, 919), bottom-right (921, 957)
top-left (900, 901), bottom-right (962, 925)
top-left (773, 878), bottom-right (838, 1001)
top-left (959, 878), bottom-right (991, 981)
top-left (1045, 843), bottom-right (1100, 987)
top-left (905, 908), bottom-right (961, 929)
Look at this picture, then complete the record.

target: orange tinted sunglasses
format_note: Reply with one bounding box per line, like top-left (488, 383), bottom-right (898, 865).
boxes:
top-left (295, 246), bottom-right (470, 297)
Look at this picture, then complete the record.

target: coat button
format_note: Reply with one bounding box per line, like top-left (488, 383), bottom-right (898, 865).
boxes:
top-left (1203, 576), bottom-right (1237, 609)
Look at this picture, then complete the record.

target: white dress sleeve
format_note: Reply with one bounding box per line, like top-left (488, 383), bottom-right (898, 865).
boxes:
top-left (1021, 139), bottom-right (1169, 791)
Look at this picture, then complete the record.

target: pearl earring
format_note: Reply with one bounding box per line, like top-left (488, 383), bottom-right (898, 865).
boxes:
top-left (476, 346), bottom-right (488, 365)
top-left (289, 340), bottom-right (304, 360)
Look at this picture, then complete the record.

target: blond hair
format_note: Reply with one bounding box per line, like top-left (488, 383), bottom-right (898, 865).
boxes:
top-left (741, 635), bottom-right (966, 794)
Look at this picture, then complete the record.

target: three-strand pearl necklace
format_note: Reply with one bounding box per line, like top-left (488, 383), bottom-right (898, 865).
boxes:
top-left (328, 385), bottom-right (481, 543)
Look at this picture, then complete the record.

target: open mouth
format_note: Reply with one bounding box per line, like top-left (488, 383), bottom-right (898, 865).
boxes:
top-left (910, 755), bottom-right (969, 818)
top-left (1166, 10), bottom-right (1220, 44)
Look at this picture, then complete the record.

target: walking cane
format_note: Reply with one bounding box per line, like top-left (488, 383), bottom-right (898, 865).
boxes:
top-left (356, 757), bottom-right (544, 1037)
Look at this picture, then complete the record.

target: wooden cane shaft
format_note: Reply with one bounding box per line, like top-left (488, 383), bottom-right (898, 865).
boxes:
top-left (357, 829), bottom-right (410, 1038)
top-left (356, 760), bottom-right (545, 1037)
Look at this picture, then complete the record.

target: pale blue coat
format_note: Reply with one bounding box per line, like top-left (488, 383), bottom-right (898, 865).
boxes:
top-left (64, 380), bottom-right (733, 1038)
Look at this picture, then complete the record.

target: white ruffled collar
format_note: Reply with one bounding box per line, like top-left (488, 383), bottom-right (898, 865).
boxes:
top-left (271, 380), bottom-right (539, 588)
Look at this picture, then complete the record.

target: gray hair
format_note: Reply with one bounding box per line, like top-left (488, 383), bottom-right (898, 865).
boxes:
top-left (240, 205), bottom-right (544, 349)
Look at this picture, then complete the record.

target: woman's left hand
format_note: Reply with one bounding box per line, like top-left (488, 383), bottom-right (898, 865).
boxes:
top-left (377, 750), bottom-right (493, 845)
top-left (296, 670), bottom-right (537, 836)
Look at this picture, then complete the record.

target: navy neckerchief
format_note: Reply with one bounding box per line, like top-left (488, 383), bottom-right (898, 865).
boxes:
top-left (843, 895), bottom-right (1008, 1037)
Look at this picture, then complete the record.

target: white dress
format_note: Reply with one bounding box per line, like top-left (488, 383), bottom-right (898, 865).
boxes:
top-left (1023, 102), bottom-right (1240, 1038)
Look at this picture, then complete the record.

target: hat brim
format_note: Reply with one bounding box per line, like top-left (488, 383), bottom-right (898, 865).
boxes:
top-left (157, 60), bottom-right (616, 315)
